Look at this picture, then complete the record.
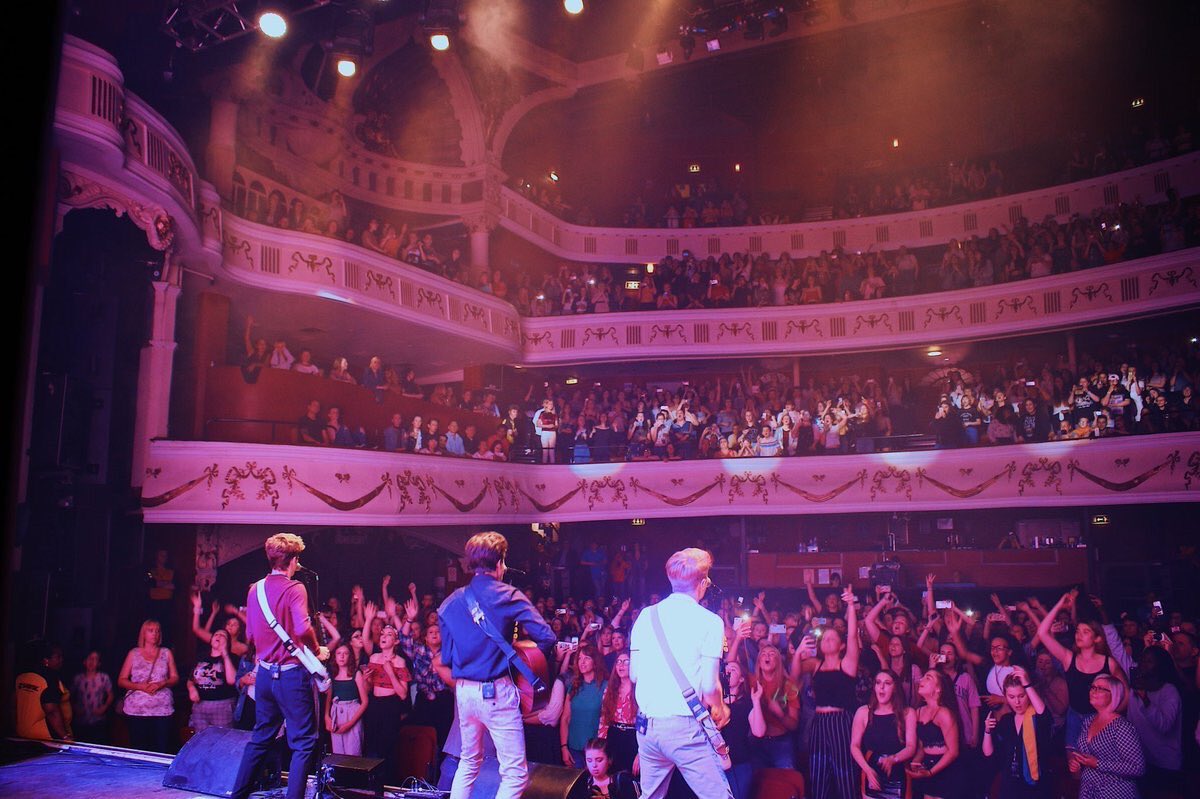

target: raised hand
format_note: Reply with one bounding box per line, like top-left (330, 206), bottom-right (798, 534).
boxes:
top-left (926, 573), bottom-right (936, 588)
top-left (364, 600), bottom-right (378, 621)
top-left (191, 590), bottom-right (203, 612)
top-left (382, 575), bottom-right (391, 590)
top-left (750, 681), bottom-right (764, 703)
top-left (405, 597), bottom-right (419, 621)
top-left (384, 597), bottom-right (397, 619)
top-left (408, 582), bottom-right (417, 597)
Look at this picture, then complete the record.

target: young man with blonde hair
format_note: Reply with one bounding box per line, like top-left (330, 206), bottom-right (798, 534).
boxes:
top-left (630, 547), bottom-right (732, 799)
top-left (231, 532), bottom-right (323, 799)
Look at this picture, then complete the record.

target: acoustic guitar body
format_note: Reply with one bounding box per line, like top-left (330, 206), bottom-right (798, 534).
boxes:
top-left (513, 639), bottom-right (551, 713)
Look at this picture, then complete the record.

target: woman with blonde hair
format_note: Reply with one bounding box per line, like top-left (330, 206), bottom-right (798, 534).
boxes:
top-left (1069, 674), bottom-right (1143, 799)
top-left (117, 619), bottom-right (178, 752)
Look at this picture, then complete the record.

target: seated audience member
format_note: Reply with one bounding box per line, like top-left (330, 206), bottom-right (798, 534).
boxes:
top-left (330, 357), bottom-right (357, 384)
top-left (297, 400), bottom-right (324, 445)
top-left (269, 338), bottom-right (295, 370)
top-left (382, 413), bottom-right (405, 452)
top-left (241, 316), bottom-right (270, 384)
top-left (292, 349), bottom-right (322, 376)
top-left (362, 356), bottom-right (386, 402)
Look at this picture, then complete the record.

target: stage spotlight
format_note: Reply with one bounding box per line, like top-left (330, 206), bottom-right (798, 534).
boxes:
top-left (430, 32), bottom-right (450, 50)
top-left (706, 38), bottom-right (720, 52)
top-left (744, 17), bottom-right (764, 40)
top-left (336, 58), bottom-right (357, 77)
top-left (258, 11), bottom-right (287, 38)
top-left (679, 33), bottom-right (695, 60)
top-left (563, 0), bottom-right (584, 14)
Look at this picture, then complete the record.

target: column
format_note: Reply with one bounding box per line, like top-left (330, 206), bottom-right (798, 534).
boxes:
top-left (1066, 331), bottom-right (1077, 375)
top-left (206, 95), bottom-right (240, 201)
top-left (131, 278), bottom-right (182, 488)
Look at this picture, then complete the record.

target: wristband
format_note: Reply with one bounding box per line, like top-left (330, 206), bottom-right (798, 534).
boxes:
top-left (561, 744), bottom-right (569, 749)
top-left (1021, 683), bottom-right (1032, 688)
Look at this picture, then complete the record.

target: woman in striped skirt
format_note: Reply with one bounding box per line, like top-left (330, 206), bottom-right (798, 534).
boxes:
top-left (791, 588), bottom-right (861, 799)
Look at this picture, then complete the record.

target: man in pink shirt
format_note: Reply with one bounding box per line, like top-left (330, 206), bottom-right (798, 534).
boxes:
top-left (231, 533), bottom-right (323, 799)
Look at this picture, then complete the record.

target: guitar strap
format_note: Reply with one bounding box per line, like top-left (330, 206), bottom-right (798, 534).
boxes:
top-left (255, 578), bottom-right (331, 691)
top-left (649, 606), bottom-right (730, 764)
top-left (463, 584), bottom-right (546, 693)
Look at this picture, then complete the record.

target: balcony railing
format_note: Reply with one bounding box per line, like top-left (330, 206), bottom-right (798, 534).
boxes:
top-left (142, 432), bottom-right (1200, 526)
top-left (518, 249), bottom-right (1200, 364)
top-left (219, 213), bottom-right (523, 357)
top-left (497, 152), bottom-right (1200, 263)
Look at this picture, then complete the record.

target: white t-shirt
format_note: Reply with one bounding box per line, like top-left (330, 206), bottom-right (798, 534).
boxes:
top-left (630, 593), bottom-right (724, 717)
top-left (986, 663), bottom-right (1016, 698)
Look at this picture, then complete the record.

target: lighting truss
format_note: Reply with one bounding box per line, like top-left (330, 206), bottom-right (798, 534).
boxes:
top-left (161, 0), bottom-right (331, 52)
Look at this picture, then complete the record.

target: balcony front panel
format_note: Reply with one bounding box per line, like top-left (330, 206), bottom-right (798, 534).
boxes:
top-left (142, 433), bottom-right (1200, 527)
top-left (219, 214), bottom-right (523, 359)
top-left (519, 250), bottom-right (1200, 365)
top-left (499, 153), bottom-right (1200, 264)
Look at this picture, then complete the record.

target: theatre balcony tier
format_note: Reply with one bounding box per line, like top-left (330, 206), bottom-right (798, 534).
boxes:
top-left (142, 433), bottom-right (1200, 527)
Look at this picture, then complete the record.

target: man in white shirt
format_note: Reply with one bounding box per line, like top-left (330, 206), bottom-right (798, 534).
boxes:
top-left (270, 339), bottom-right (295, 370)
top-left (630, 548), bottom-right (731, 799)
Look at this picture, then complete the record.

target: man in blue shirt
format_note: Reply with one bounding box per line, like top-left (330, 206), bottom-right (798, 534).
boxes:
top-left (439, 532), bottom-right (555, 799)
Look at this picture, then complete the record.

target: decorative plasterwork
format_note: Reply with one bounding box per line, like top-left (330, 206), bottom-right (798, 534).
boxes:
top-left (142, 433), bottom-right (1200, 527)
top-left (57, 169), bottom-right (176, 251)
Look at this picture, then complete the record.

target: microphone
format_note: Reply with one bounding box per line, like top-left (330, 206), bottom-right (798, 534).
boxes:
top-left (295, 564), bottom-right (318, 576)
top-left (504, 567), bottom-right (528, 578)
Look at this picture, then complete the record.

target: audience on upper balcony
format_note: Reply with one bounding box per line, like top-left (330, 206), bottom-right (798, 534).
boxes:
top-left (513, 195), bottom-right (1197, 317)
top-left (510, 120), bottom-right (1195, 228)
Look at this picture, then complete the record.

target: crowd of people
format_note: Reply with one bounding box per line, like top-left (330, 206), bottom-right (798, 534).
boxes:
top-left (240, 189), bottom-right (468, 286)
top-left (250, 331), bottom-right (1200, 461)
top-left (510, 122), bottom-right (1195, 229)
top-left (513, 195), bottom-right (1198, 317)
top-left (17, 552), bottom-right (1200, 799)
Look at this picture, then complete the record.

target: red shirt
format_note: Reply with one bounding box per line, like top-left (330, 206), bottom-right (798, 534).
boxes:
top-left (244, 573), bottom-right (316, 667)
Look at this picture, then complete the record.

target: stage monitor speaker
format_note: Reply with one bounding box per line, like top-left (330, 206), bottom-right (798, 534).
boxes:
top-left (526, 763), bottom-right (590, 799)
top-left (320, 753), bottom-right (385, 798)
top-left (437, 759), bottom-right (588, 799)
top-left (163, 726), bottom-right (279, 797)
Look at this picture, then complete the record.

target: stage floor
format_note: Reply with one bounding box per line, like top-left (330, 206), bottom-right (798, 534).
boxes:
top-left (0, 740), bottom-right (185, 799)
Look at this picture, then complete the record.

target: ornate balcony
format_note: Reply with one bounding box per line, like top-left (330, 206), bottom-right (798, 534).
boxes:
top-left (219, 213), bottom-right (522, 361)
top-left (519, 249), bottom-right (1200, 364)
top-left (142, 432), bottom-right (1200, 526)
top-left (497, 153), bottom-right (1200, 263)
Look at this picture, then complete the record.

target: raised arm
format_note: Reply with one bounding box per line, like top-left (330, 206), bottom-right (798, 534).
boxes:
top-left (842, 589), bottom-right (860, 676)
top-left (1036, 592), bottom-right (1075, 669)
top-left (191, 591), bottom-right (215, 644)
top-left (805, 578), bottom-right (823, 614)
top-left (945, 609), bottom-right (984, 666)
top-left (864, 594), bottom-right (892, 644)
top-left (924, 573), bottom-right (937, 621)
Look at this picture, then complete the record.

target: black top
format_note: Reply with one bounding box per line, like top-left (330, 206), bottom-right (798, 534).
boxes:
top-left (812, 669), bottom-right (857, 710)
top-left (917, 717), bottom-right (947, 748)
top-left (988, 710), bottom-right (1052, 783)
top-left (438, 574), bottom-right (556, 681)
top-left (192, 655), bottom-right (236, 701)
top-left (723, 693), bottom-right (755, 765)
top-left (862, 711), bottom-right (905, 761)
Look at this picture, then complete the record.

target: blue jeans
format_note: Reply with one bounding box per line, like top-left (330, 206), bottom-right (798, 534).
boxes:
top-left (231, 665), bottom-right (318, 799)
top-left (726, 762), bottom-right (754, 799)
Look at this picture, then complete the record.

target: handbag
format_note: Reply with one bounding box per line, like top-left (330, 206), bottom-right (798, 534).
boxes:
top-left (648, 606), bottom-right (732, 770)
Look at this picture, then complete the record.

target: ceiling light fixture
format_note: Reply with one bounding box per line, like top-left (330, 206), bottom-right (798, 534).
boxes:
top-left (258, 11), bottom-right (287, 38)
top-left (563, 0), bottom-right (584, 15)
